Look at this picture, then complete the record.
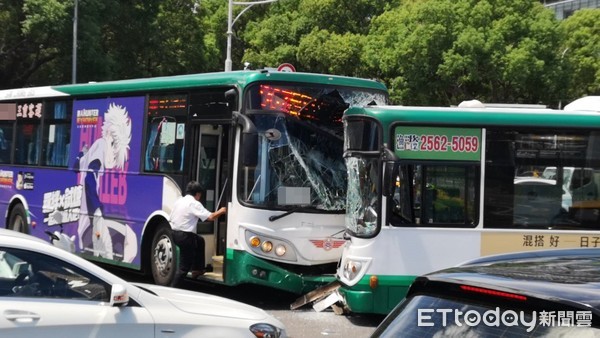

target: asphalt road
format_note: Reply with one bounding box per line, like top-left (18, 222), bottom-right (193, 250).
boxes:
top-left (102, 264), bottom-right (384, 338)
top-left (186, 282), bottom-right (384, 338)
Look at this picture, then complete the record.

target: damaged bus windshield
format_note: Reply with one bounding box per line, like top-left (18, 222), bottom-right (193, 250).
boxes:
top-left (241, 84), bottom-right (387, 211)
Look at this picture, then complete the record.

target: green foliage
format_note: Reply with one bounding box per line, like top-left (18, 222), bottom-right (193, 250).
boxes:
top-left (364, 0), bottom-right (567, 106)
top-left (0, 0), bottom-right (597, 109)
top-left (241, 0), bottom-right (388, 72)
top-left (559, 9), bottom-right (600, 101)
top-left (0, 0), bottom-right (71, 87)
top-left (1, 0), bottom-right (215, 87)
top-left (297, 29), bottom-right (365, 76)
top-left (241, 8), bottom-right (305, 70)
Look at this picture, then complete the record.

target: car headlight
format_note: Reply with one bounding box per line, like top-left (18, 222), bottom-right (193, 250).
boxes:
top-left (250, 323), bottom-right (282, 338)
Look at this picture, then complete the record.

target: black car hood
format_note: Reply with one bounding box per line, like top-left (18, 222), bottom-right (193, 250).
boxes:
top-left (425, 255), bottom-right (600, 311)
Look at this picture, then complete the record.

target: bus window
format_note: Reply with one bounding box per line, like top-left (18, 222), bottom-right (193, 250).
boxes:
top-left (145, 95), bottom-right (187, 173)
top-left (344, 118), bottom-right (380, 152)
top-left (346, 157), bottom-right (379, 236)
top-left (388, 165), bottom-right (414, 224)
top-left (485, 129), bottom-right (600, 229)
top-left (241, 84), bottom-right (386, 212)
top-left (0, 123), bottom-right (13, 164)
top-left (15, 102), bottom-right (43, 165)
top-left (389, 164), bottom-right (478, 227)
top-left (42, 101), bottom-right (72, 167)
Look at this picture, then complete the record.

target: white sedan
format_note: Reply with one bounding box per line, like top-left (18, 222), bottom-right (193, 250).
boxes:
top-left (0, 229), bottom-right (286, 338)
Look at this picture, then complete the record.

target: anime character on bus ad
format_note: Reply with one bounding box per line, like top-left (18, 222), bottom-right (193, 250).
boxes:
top-left (39, 95), bottom-right (165, 267)
top-left (74, 100), bottom-right (137, 263)
top-left (46, 97), bottom-right (144, 264)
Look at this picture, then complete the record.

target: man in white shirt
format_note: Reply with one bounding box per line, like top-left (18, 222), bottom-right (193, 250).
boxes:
top-left (170, 181), bottom-right (226, 288)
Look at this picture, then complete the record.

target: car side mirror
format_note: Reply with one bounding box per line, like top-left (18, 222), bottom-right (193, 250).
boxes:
top-left (109, 284), bottom-right (129, 307)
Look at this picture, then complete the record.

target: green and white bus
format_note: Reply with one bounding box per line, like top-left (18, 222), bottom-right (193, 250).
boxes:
top-left (0, 70), bottom-right (388, 294)
top-left (337, 98), bottom-right (600, 314)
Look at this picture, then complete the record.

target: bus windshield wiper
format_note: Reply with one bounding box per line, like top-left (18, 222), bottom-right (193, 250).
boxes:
top-left (269, 206), bottom-right (313, 222)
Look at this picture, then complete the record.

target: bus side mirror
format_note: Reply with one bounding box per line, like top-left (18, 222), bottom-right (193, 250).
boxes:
top-left (241, 132), bottom-right (258, 167)
top-left (225, 88), bottom-right (237, 110)
top-left (381, 147), bottom-right (398, 197)
top-left (382, 162), bottom-right (394, 197)
top-left (233, 111), bottom-right (258, 167)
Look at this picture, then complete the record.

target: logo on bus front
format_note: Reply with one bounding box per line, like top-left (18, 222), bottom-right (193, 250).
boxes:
top-left (310, 238), bottom-right (345, 251)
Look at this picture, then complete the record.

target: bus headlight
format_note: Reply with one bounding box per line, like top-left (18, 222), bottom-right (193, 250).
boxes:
top-left (338, 256), bottom-right (371, 286)
top-left (275, 244), bottom-right (286, 256)
top-left (250, 236), bottom-right (261, 248)
top-left (261, 241), bottom-right (273, 253)
top-left (343, 260), bottom-right (362, 280)
top-left (244, 230), bottom-right (297, 262)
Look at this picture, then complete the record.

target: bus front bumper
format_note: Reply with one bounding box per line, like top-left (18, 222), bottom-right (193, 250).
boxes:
top-left (225, 249), bottom-right (336, 294)
top-left (338, 275), bottom-right (417, 315)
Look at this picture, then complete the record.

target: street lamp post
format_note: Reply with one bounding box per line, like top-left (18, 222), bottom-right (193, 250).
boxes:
top-left (72, 0), bottom-right (78, 83)
top-left (225, 0), bottom-right (278, 72)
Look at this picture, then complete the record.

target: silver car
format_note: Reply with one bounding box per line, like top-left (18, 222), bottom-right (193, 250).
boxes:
top-left (0, 229), bottom-right (286, 337)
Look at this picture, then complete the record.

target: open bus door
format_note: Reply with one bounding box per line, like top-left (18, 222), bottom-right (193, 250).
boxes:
top-left (187, 122), bottom-right (230, 282)
top-left (184, 89), bottom-right (236, 283)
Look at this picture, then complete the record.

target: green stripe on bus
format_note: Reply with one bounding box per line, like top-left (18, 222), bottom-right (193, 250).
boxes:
top-left (339, 275), bottom-right (417, 315)
top-left (54, 72), bottom-right (387, 96)
top-left (224, 248), bottom-right (335, 294)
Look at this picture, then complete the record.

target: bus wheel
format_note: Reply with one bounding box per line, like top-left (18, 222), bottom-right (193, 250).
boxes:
top-left (8, 204), bottom-right (28, 234)
top-left (151, 224), bottom-right (176, 286)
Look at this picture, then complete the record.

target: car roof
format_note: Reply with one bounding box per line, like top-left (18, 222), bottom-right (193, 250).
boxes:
top-left (421, 248), bottom-right (600, 312)
top-left (0, 228), bottom-right (49, 245)
top-left (0, 228), bottom-right (127, 284)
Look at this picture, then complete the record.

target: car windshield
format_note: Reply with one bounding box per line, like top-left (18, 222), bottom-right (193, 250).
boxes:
top-left (375, 295), bottom-right (600, 338)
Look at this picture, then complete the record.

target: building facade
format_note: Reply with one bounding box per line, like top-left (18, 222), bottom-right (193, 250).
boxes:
top-left (543, 0), bottom-right (600, 19)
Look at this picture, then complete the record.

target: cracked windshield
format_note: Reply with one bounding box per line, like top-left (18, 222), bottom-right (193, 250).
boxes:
top-left (240, 84), bottom-right (386, 211)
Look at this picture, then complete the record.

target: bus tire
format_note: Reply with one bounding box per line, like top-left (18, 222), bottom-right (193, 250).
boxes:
top-left (151, 224), bottom-right (176, 286)
top-left (8, 204), bottom-right (28, 234)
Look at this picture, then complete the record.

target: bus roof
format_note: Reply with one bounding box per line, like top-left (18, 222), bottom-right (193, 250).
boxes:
top-left (0, 70), bottom-right (387, 100)
top-left (345, 105), bottom-right (600, 129)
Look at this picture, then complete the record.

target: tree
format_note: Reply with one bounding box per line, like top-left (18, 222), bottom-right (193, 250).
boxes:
top-left (241, 0), bottom-right (389, 73)
top-left (1, 0), bottom-right (217, 88)
top-left (77, 0), bottom-right (214, 82)
top-left (0, 0), bottom-right (71, 88)
top-left (297, 29), bottom-right (365, 76)
top-left (363, 0), bottom-right (567, 106)
top-left (559, 8), bottom-right (600, 102)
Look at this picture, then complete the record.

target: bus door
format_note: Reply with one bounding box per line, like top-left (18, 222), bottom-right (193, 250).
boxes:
top-left (188, 122), bottom-right (230, 277)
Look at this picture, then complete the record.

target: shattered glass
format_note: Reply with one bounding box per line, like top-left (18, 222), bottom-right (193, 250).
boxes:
top-left (240, 84), bottom-right (387, 211)
top-left (345, 157), bottom-right (379, 236)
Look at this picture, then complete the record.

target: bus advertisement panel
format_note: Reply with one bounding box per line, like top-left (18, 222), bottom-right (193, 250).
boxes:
top-left (0, 97), bottom-right (165, 267)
